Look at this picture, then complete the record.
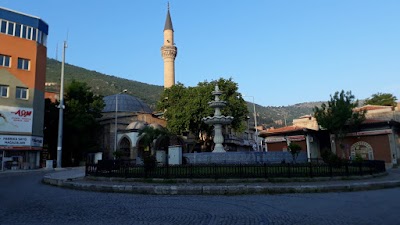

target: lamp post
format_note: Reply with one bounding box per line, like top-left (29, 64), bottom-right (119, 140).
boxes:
top-left (243, 95), bottom-right (259, 151)
top-left (114, 90), bottom-right (127, 158)
top-left (56, 40), bottom-right (67, 168)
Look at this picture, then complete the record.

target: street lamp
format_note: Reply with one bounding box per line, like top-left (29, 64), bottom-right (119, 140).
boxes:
top-left (243, 95), bottom-right (259, 151)
top-left (56, 40), bottom-right (67, 168)
top-left (114, 89), bottom-right (127, 158)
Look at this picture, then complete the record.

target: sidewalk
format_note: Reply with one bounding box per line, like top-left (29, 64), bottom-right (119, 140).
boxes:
top-left (42, 167), bottom-right (400, 195)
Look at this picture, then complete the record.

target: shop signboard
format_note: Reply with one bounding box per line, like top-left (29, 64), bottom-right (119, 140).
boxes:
top-left (0, 106), bottom-right (33, 133)
top-left (265, 136), bottom-right (286, 143)
top-left (287, 135), bottom-right (305, 141)
top-left (0, 135), bottom-right (43, 147)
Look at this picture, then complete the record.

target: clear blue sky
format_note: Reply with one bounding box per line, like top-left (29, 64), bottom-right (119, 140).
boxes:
top-left (2, 0), bottom-right (399, 106)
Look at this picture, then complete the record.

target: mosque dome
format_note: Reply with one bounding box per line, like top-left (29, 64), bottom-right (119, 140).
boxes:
top-left (126, 121), bottom-right (146, 130)
top-left (102, 94), bottom-right (152, 113)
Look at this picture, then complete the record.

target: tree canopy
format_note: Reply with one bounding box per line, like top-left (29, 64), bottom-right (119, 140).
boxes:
top-left (313, 90), bottom-right (365, 141)
top-left (288, 142), bottom-right (302, 163)
top-left (63, 80), bottom-right (105, 165)
top-left (156, 78), bottom-right (248, 149)
top-left (364, 92), bottom-right (397, 107)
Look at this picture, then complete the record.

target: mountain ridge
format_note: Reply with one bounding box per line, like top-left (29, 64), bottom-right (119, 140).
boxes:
top-left (45, 58), bottom-right (320, 127)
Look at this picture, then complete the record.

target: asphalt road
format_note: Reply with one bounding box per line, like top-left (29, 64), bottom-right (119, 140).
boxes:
top-left (1, 171), bottom-right (399, 225)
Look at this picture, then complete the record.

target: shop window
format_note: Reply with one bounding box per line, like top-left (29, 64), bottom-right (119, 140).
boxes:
top-left (16, 87), bottom-right (28, 100)
top-left (17, 58), bottom-right (30, 70)
top-left (0, 85), bottom-right (9, 98)
top-left (0, 54), bottom-right (11, 67)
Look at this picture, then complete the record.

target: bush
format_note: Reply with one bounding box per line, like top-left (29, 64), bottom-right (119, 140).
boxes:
top-left (112, 150), bottom-right (124, 160)
top-left (321, 148), bottom-right (331, 162)
top-left (288, 143), bottom-right (302, 163)
top-left (321, 148), bottom-right (343, 166)
top-left (353, 153), bottom-right (364, 163)
top-left (328, 154), bottom-right (343, 166)
top-left (143, 155), bottom-right (157, 172)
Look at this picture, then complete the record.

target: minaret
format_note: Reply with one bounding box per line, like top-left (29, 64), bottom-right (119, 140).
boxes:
top-left (161, 3), bottom-right (177, 88)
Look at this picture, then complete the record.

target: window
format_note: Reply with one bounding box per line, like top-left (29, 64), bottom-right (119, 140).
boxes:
top-left (17, 58), bottom-right (30, 70)
top-left (42, 33), bottom-right (47, 46)
top-left (0, 54), bottom-right (11, 67)
top-left (15, 24), bottom-right (21, 37)
top-left (0, 85), bottom-right (9, 98)
top-left (37, 31), bottom-right (42, 44)
top-left (27, 27), bottom-right (32, 40)
top-left (0, 20), bottom-right (6, 33)
top-left (7, 22), bottom-right (14, 35)
top-left (16, 87), bottom-right (28, 100)
top-left (21, 25), bottom-right (27, 39)
top-left (32, 28), bottom-right (37, 41)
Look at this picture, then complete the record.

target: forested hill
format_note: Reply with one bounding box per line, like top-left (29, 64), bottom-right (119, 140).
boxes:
top-left (45, 58), bottom-right (163, 108)
top-left (253, 102), bottom-right (323, 128)
top-left (45, 58), bottom-right (321, 127)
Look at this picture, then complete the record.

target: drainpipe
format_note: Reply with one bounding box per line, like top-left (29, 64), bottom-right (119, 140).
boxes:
top-left (390, 130), bottom-right (398, 166)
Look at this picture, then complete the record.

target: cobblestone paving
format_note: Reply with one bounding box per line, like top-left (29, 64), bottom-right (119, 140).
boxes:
top-left (1, 171), bottom-right (399, 225)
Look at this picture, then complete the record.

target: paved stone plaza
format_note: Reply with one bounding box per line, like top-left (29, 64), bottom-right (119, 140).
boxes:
top-left (1, 170), bottom-right (400, 225)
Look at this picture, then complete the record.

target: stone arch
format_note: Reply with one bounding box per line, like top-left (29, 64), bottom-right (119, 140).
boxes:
top-left (350, 141), bottom-right (374, 160)
top-left (135, 134), bottom-right (187, 159)
top-left (135, 135), bottom-right (148, 159)
top-left (118, 135), bottom-right (131, 160)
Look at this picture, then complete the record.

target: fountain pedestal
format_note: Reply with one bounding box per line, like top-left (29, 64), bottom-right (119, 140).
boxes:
top-left (202, 85), bottom-right (233, 153)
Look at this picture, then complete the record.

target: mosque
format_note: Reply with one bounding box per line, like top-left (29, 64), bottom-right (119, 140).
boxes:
top-left (96, 6), bottom-right (182, 162)
top-left (96, 6), bottom-right (255, 163)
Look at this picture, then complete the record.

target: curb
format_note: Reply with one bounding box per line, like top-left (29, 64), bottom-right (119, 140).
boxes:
top-left (42, 175), bottom-right (400, 195)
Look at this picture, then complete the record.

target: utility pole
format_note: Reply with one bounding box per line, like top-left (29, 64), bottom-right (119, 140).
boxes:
top-left (56, 41), bottom-right (67, 168)
top-left (114, 89), bottom-right (127, 158)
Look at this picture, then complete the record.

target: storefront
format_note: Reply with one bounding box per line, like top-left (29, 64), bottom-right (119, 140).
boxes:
top-left (0, 105), bottom-right (44, 170)
top-left (0, 135), bottom-right (43, 170)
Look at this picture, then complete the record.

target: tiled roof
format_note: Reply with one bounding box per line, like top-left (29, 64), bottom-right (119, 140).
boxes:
top-left (361, 119), bottom-right (387, 124)
top-left (259, 126), bottom-right (306, 137)
top-left (354, 105), bottom-right (392, 112)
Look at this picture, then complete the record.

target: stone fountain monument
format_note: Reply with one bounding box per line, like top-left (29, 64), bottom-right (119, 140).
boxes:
top-left (202, 85), bottom-right (234, 152)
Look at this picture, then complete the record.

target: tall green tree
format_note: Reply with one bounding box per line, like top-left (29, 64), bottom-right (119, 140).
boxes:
top-left (63, 80), bottom-right (105, 166)
top-left (313, 90), bottom-right (366, 149)
top-left (157, 78), bottom-right (248, 151)
top-left (364, 92), bottom-right (397, 107)
top-left (288, 143), bottom-right (302, 163)
top-left (43, 98), bottom-right (59, 160)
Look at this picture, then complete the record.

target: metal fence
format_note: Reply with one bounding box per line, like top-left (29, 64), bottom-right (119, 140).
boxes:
top-left (86, 160), bottom-right (386, 179)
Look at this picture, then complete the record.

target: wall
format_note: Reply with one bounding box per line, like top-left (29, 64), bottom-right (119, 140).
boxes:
top-left (184, 152), bottom-right (308, 164)
top-left (266, 140), bottom-right (307, 152)
top-left (0, 30), bottom-right (46, 137)
top-left (336, 134), bottom-right (391, 163)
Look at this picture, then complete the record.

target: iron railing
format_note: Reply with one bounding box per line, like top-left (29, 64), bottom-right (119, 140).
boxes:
top-left (86, 159), bottom-right (386, 179)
